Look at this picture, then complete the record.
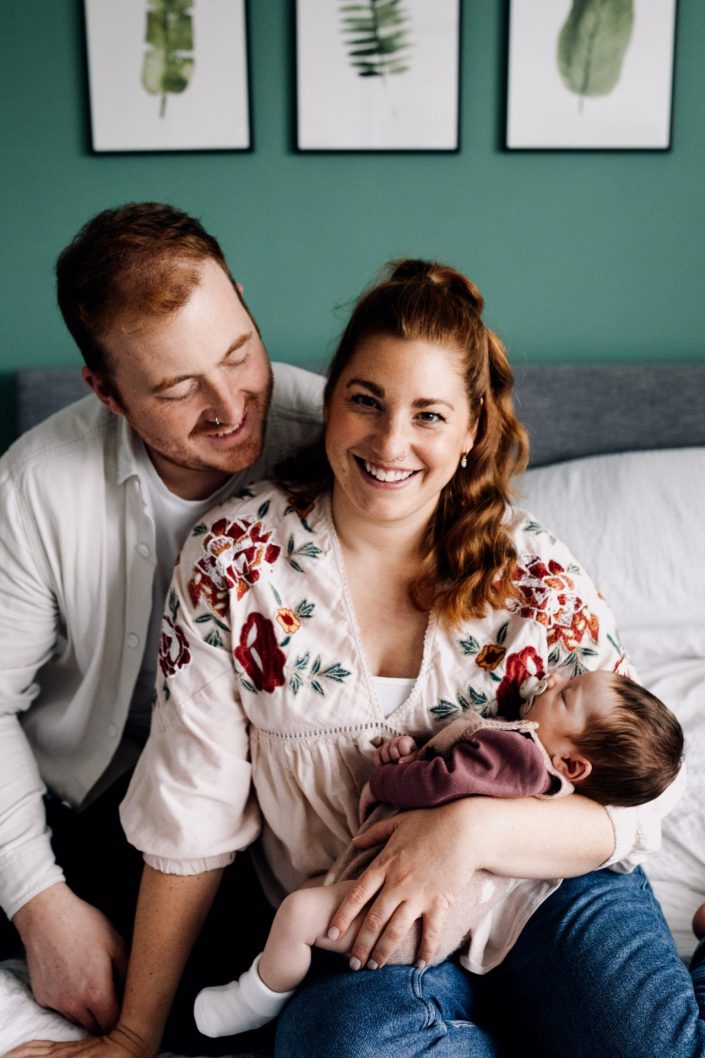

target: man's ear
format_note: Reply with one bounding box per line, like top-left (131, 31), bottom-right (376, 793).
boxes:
top-left (81, 367), bottom-right (125, 417)
top-left (551, 752), bottom-right (592, 785)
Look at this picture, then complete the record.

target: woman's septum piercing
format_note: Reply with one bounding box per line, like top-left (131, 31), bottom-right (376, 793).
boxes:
top-left (213, 417), bottom-right (221, 426)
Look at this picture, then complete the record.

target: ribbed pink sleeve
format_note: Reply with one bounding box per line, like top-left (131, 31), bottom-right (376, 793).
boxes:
top-left (368, 730), bottom-right (554, 809)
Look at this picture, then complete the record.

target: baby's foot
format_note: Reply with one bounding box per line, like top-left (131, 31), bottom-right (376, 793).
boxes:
top-left (194, 954), bottom-right (295, 1038)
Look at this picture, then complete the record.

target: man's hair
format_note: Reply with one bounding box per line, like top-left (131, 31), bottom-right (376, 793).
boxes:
top-left (56, 202), bottom-right (246, 381)
top-left (573, 674), bottom-right (684, 806)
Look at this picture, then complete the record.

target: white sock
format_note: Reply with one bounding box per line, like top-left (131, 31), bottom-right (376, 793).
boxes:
top-left (193, 954), bottom-right (295, 1038)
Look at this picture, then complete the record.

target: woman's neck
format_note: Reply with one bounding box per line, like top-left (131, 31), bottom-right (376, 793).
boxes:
top-left (330, 487), bottom-right (429, 565)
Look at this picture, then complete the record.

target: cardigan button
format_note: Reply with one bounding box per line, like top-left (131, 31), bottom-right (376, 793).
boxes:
top-left (127, 633), bottom-right (140, 648)
top-left (138, 543), bottom-right (151, 559)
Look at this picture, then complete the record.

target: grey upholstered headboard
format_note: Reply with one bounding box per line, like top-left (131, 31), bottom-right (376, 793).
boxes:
top-left (14, 363), bottom-right (705, 467)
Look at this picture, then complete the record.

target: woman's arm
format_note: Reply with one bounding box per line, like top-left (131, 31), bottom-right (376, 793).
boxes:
top-left (326, 793), bottom-right (614, 970)
top-left (8, 865), bottom-right (224, 1058)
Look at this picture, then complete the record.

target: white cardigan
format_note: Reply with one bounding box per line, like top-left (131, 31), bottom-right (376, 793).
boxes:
top-left (0, 363), bottom-right (323, 918)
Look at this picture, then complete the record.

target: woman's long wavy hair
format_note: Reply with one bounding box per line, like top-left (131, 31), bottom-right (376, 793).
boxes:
top-left (276, 259), bottom-right (529, 625)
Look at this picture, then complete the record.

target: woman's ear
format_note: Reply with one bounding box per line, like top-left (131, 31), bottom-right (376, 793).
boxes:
top-left (464, 397), bottom-right (484, 452)
top-left (551, 752), bottom-right (592, 785)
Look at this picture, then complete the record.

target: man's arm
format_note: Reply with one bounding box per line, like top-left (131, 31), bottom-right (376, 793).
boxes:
top-left (7, 866), bottom-right (223, 1058)
top-left (0, 469), bottom-right (127, 1030)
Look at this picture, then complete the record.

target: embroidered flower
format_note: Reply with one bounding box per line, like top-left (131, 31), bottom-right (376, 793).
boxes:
top-left (512, 557), bottom-right (599, 651)
top-left (276, 608), bottom-right (301, 635)
top-left (551, 604), bottom-right (600, 652)
top-left (189, 518), bottom-right (281, 616)
top-left (496, 646), bottom-right (545, 717)
top-left (475, 644), bottom-right (506, 671)
top-left (234, 612), bottom-right (286, 693)
top-left (158, 616), bottom-right (191, 678)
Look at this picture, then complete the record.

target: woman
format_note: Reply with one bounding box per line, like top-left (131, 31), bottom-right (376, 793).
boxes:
top-left (22, 261), bottom-right (702, 1058)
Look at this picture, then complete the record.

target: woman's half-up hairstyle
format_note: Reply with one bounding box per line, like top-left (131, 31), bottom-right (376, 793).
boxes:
top-left (277, 259), bottom-right (529, 624)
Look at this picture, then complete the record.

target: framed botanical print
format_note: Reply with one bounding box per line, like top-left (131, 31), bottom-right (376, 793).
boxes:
top-left (84, 0), bottom-right (251, 152)
top-left (296, 0), bottom-right (461, 151)
top-left (506, 0), bottom-right (677, 150)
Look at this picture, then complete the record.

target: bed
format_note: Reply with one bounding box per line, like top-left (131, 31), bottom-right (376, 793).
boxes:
top-left (2, 362), bottom-right (705, 1056)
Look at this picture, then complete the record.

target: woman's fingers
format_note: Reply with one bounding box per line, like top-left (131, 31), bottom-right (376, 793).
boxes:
top-left (350, 815), bottom-right (398, 849)
top-left (326, 870), bottom-right (386, 943)
top-left (415, 909), bottom-right (443, 968)
top-left (356, 901), bottom-right (417, 969)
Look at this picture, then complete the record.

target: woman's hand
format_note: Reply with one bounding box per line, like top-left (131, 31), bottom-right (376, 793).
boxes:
top-left (327, 799), bottom-right (481, 970)
top-left (326, 793), bottom-right (614, 972)
top-left (2, 1025), bottom-right (151, 1058)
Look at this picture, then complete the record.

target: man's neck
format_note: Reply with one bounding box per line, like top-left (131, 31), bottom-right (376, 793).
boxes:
top-left (147, 447), bottom-right (232, 501)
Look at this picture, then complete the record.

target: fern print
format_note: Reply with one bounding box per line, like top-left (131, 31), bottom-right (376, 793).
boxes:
top-left (142, 0), bottom-right (195, 118)
top-left (289, 653), bottom-right (351, 697)
top-left (557, 0), bottom-right (634, 112)
top-left (339, 0), bottom-right (412, 79)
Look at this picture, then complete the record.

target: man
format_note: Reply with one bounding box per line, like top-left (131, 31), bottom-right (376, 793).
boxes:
top-left (0, 203), bottom-right (323, 1039)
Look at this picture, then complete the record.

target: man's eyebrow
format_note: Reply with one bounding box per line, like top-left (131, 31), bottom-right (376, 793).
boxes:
top-left (151, 333), bottom-right (252, 394)
top-left (345, 378), bottom-right (453, 410)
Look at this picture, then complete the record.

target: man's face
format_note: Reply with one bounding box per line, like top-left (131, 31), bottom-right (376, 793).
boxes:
top-left (86, 258), bottom-right (272, 499)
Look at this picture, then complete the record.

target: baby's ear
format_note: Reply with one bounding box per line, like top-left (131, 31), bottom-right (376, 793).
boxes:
top-left (552, 753), bottom-right (592, 785)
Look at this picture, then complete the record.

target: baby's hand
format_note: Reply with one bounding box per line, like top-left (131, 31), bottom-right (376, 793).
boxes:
top-left (374, 735), bottom-right (418, 766)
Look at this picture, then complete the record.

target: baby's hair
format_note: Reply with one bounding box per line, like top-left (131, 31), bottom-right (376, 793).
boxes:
top-left (572, 674), bottom-right (683, 807)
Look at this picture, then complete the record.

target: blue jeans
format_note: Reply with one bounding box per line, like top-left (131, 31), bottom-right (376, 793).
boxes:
top-left (276, 868), bottom-right (705, 1058)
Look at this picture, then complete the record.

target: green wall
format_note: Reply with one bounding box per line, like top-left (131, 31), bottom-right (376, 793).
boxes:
top-left (2, 2), bottom-right (704, 454)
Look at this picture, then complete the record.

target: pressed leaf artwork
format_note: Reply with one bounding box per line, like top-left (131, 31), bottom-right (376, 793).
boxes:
top-left (142, 0), bottom-right (195, 118)
top-left (339, 0), bottom-right (412, 79)
top-left (557, 0), bottom-right (634, 110)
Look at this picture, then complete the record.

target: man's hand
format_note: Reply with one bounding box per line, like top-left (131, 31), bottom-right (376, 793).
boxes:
top-left (13, 884), bottom-right (128, 1033)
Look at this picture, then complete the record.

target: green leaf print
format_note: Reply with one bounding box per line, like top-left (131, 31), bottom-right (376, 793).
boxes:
top-left (257, 501), bottom-right (271, 519)
top-left (557, 0), bottom-right (634, 110)
top-left (497, 622), bottom-right (509, 645)
top-left (296, 599), bottom-right (316, 619)
top-left (142, 0), bottom-right (195, 118)
top-left (192, 522), bottom-right (208, 536)
top-left (431, 699), bottom-right (458, 719)
top-left (205, 628), bottom-right (223, 648)
top-left (168, 590), bottom-right (179, 622)
top-left (286, 536), bottom-right (323, 571)
top-left (339, 0), bottom-right (412, 79)
top-left (469, 687), bottom-right (488, 707)
top-left (460, 636), bottom-right (480, 656)
top-left (288, 654), bottom-right (351, 697)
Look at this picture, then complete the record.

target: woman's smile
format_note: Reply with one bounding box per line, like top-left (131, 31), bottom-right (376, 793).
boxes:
top-left (354, 455), bottom-right (422, 486)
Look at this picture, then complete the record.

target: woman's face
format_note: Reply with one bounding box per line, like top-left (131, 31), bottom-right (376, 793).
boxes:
top-left (325, 335), bottom-right (477, 531)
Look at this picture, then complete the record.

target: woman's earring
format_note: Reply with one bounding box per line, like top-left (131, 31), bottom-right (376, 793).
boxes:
top-left (460, 452), bottom-right (468, 469)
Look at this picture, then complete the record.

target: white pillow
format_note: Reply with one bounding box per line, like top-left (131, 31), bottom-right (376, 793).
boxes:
top-left (519, 448), bottom-right (705, 956)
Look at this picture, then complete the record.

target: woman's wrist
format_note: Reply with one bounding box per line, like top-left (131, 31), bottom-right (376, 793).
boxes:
top-left (109, 1022), bottom-right (157, 1058)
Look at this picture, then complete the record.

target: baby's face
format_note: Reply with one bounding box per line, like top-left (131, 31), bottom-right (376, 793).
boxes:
top-left (519, 669), bottom-right (617, 756)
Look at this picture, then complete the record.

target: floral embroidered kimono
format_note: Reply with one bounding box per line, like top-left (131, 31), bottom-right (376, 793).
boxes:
top-left (121, 482), bottom-right (671, 973)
